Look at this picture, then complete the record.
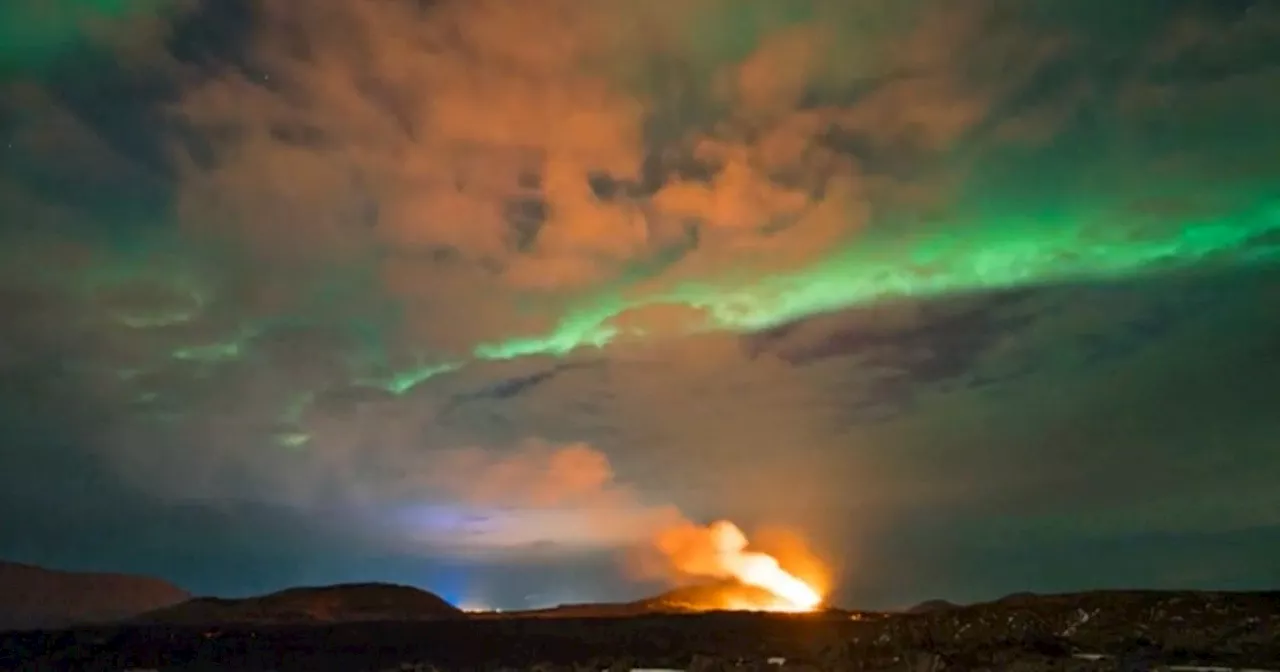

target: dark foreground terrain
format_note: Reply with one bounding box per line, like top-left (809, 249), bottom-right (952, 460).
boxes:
top-left (2, 590), bottom-right (1277, 671)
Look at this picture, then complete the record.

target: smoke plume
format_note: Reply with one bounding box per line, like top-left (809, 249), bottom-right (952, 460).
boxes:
top-left (648, 519), bottom-right (825, 609)
top-left (394, 440), bottom-right (686, 559)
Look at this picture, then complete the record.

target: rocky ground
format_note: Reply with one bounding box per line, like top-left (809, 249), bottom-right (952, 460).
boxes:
top-left (1, 590), bottom-right (1277, 671)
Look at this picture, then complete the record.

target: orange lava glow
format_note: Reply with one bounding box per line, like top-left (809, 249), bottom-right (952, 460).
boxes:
top-left (655, 520), bottom-right (825, 612)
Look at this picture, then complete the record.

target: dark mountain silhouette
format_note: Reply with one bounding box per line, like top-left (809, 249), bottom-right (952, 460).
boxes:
top-left (487, 580), bottom-right (813, 619)
top-left (635, 580), bottom-right (794, 612)
top-left (905, 598), bottom-right (960, 614)
top-left (995, 591), bottom-right (1040, 605)
top-left (0, 561), bottom-right (190, 631)
top-left (137, 583), bottom-right (463, 625)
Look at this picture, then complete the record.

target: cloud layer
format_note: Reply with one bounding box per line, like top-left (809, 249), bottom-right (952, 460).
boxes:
top-left (2, 0), bottom-right (1279, 607)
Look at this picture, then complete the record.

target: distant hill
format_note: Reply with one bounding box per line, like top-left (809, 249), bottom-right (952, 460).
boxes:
top-left (635, 580), bottom-right (798, 612)
top-left (487, 580), bottom-right (821, 619)
top-left (137, 583), bottom-right (463, 625)
top-left (905, 599), bottom-right (960, 614)
top-left (0, 561), bottom-right (190, 631)
top-left (995, 591), bottom-right (1040, 605)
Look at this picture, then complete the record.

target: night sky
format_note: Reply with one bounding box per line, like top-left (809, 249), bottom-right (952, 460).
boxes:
top-left (1, 0), bottom-right (1278, 611)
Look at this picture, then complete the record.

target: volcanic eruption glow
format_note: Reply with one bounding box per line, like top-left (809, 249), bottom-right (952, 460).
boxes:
top-left (383, 443), bottom-right (825, 613)
top-left (655, 520), bottom-right (824, 612)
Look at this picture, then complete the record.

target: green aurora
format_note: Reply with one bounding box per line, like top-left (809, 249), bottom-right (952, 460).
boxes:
top-left (106, 200), bottom-right (1280, 366)
top-left (93, 196), bottom-right (1280, 449)
top-left (0, 0), bottom-right (176, 70)
top-left (474, 202), bottom-right (1280, 361)
top-left (9, 0), bottom-right (1280, 450)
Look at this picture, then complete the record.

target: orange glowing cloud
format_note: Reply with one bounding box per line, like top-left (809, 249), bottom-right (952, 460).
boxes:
top-left (166, 0), bottom-right (1021, 351)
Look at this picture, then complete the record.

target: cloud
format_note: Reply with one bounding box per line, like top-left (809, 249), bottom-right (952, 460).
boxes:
top-left (381, 440), bottom-right (686, 561)
top-left (147, 0), bottom-right (1280, 370)
top-left (3, 0), bottom-right (1280, 607)
top-left (166, 0), bottom-right (1029, 354)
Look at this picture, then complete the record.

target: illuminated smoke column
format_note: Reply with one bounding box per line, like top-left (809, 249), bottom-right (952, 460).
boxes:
top-left (654, 520), bottom-right (824, 612)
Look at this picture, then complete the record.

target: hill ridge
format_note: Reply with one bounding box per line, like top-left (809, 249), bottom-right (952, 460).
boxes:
top-left (0, 560), bottom-right (191, 631)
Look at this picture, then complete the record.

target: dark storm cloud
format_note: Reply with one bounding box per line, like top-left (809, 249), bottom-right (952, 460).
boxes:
top-left (1, 0), bottom-right (1278, 609)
